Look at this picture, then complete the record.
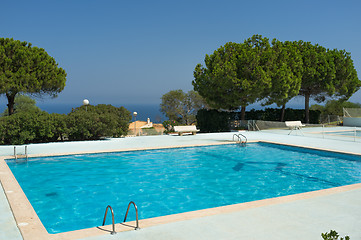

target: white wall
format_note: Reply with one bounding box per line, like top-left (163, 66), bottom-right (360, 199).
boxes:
top-left (343, 117), bottom-right (361, 127)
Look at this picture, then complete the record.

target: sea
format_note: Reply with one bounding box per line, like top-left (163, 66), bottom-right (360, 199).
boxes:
top-left (0, 103), bottom-right (166, 123)
top-left (0, 98), bottom-right (307, 123)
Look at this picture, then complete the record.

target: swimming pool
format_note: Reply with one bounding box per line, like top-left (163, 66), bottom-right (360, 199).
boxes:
top-left (6, 142), bottom-right (361, 234)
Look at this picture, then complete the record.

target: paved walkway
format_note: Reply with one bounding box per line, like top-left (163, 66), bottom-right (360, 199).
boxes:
top-left (0, 182), bottom-right (23, 240)
top-left (1, 128), bottom-right (361, 239)
top-left (80, 187), bottom-right (361, 240)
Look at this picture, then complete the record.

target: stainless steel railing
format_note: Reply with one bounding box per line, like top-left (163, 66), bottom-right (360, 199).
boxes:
top-left (101, 201), bottom-right (140, 235)
top-left (233, 133), bottom-right (247, 146)
top-left (102, 205), bottom-right (116, 235)
top-left (124, 201), bottom-right (140, 230)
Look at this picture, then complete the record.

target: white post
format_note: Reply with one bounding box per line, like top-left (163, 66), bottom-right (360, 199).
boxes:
top-left (14, 146), bottom-right (17, 161)
top-left (354, 127), bottom-right (357, 142)
top-left (133, 112), bottom-right (138, 136)
top-left (25, 146), bottom-right (28, 161)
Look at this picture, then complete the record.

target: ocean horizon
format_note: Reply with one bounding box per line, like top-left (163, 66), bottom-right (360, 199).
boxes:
top-left (0, 100), bottom-right (308, 123)
top-left (0, 103), bottom-right (166, 123)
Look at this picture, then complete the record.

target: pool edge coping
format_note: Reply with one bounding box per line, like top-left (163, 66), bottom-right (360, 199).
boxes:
top-left (1, 140), bottom-right (361, 240)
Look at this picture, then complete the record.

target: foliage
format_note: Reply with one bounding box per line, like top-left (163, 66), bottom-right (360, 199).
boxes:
top-left (0, 109), bottom-right (58, 145)
top-left (0, 38), bottom-right (67, 115)
top-left (51, 113), bottom-right (68, 141)
top-left (1, 94), bottom-right (40, 116)
top-left (262, 40), bottom-right (303, 121)
top-left (193, 36), bottom-right (360, 123)
top-left (196, 109), bottom-right (231, 133)
top-left (0, 104), bottom-right (131, 145)
top-left (244, 108), bottom-right (321, 124)
top-left (160, 90), bottom-right (207, 125)
top-left (67, 104), bottom-right (131, 141)
top-left (321, 230), bottom-right (350, 240)
top-left (196, 108), bottom-right (321, 132)
top-left (193, 35), bottom-right (273, 120)
top-left (296, 41), bottom-right (360, 123)
top-left (162, 120), bottom-right (180, 134)
top-left (311, 100), bottom-right (361, 116)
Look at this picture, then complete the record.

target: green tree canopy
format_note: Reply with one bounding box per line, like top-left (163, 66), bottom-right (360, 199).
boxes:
top-left (193, 35), bottom-right (272, 120)
top-left (311, 100), bottom-right (361, 116)
top-left (0, 38), bottom-right (67, 115)
top-left (262, 40), bottom-right (303, 121)
top-left (1, 94), bottom-right (40, 116)
top-left (160, 89), bottom-right (208, 125)
top-left (296, 41), bottom-right (360, 123)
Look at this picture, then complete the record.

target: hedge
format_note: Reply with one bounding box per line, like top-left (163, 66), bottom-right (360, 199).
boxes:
top-left (0, 104), bottom-right (131, 145)
top-left (196, 108), bottom-right (321, 133)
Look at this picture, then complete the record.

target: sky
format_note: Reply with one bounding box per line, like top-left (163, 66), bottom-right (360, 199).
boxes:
top-left (1, 0), bottom-right (361, 111)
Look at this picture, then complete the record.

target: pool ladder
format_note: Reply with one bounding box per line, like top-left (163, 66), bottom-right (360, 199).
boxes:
top-left (102, 201), bottom-right (140, 235)
top-left (233, 133), bottom-right (247, 146)
top-left (13, 146), bottom-right (28, 162)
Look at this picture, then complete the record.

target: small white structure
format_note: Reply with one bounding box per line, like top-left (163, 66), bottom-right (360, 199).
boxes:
top-left (141, 118), bottom-right (153, 129)
top-left (285, 121), bottom-right (305, 135)
top-left (174, 125), bottom-right (200, 136)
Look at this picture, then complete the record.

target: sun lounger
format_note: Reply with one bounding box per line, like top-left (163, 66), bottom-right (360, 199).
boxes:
top-left (174, 125), bottom-right (200, 136)
top-left (285, 121), bottom-right (305, 135)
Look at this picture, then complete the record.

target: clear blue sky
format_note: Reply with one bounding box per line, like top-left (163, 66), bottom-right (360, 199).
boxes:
top-left (1, 0), bottom-right (361, 109)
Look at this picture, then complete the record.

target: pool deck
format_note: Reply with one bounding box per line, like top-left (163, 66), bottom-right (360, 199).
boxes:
top-left (1, 127), bottom-right (361, 239)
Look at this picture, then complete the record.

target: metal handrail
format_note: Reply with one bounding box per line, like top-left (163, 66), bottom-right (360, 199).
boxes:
top-left (14, 146), bottom-right (17, 162)
top-left (123, 201), bottom-right (140, 230)
top-left (102, 205), bottom-right (116, 235)
top-left (233, 133), bottom-right (247, 146)
top-left (13, 146), bottom-right (28, 162)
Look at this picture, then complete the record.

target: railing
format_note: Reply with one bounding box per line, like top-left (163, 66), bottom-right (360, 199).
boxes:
top-left (247, 120), bottom-right (260, 131)
top-left (102, 205), bottom-right (116, 235)
top-left (101, 201), bottom-right (140, 235)
top-left (13, 146), bottom-right (28, 162)
top-left (124, 201), bottom-right (140, 230)
top-left (233, 133), bottom-right (247, 146)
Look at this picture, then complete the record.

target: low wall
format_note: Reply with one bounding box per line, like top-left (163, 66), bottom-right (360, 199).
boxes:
top-left (343, 117), bottom-right (361, 127)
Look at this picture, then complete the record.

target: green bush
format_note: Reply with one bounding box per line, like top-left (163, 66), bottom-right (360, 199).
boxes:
top-left (244, 108), bottom-right (320, 123)
top-left (0, 104), bottom-right (131, 145)
top-left (322, 230), bottom-right (350, 240)
top-left (196, 108), bottom-right (321, 133)
top-left (0, 109), bottom-right (57, 145)
top-left (162, 120), bottom-right (180, 134)
top-left (196, 109), bottom-right (231, 133)
top-left (67, 104), bottom-right (131, 141)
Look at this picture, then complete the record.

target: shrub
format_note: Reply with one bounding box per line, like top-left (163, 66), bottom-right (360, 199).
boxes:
top-left (196, 109), bottom-right (231, 133)
top-left (0, 104), bottom-right (131, 145)
top-left (67, 104), bottom-right (131, 140)
top-left (196, 108), bottom-right (321, 133)
top-left (0, 109), bottom-right (56, 145)
top-left (162, 120), bottom-right (179, 134)
top-left (321, 230), bottom-right (350, 240)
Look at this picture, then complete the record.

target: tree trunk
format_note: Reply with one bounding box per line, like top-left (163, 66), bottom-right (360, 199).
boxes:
top-left (6, 93), bottom-right (16, 116)
top-left (305, 93), bottom-right (310, 123)
top-left (240, 106), bottom-right (246, 121)
top-left (280, 104), bottom-right (286, 122)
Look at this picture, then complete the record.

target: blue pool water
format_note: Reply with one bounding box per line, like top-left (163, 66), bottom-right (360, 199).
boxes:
top-left (7, 143), bottom-right (361, 234)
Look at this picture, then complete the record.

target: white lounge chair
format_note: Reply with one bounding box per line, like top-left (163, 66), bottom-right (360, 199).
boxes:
top-left (285, 121), bottom-right (305, 135)
top-left (174, 125), bottom-right (200, 136)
